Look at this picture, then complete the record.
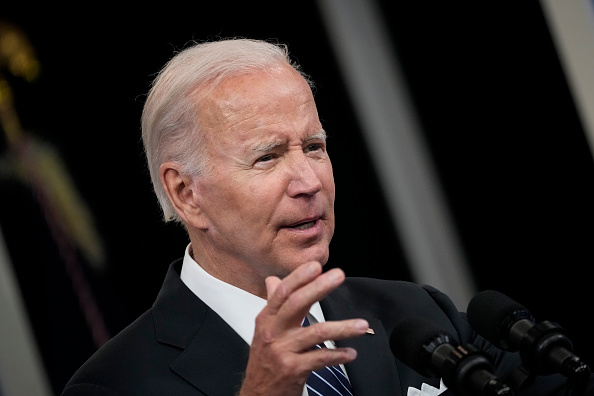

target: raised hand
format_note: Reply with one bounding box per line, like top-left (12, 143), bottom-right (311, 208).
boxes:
top-left (239, 262), bottom-right (368, 396)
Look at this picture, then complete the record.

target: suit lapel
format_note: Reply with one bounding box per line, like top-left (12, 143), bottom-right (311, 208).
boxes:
top-left (321, 289), bottom-right (402, 396)
top-left (152, 260), bottom-right (251, 396)
top-left (171, 309), bottom-right (250, 396)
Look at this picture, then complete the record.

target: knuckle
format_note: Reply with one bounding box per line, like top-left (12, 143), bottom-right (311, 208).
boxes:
top-left (312, 321), bottom-right (342, 341)
top-left (253, 320), bottom-right (276, 343)
top-left (286, 291), bottom-right (305, 310)
top-left (311, 323), bottom-right (328, 340)
top-left (273, 282), bottom-right (289, 300)
top-left (277, 354), bottom-right (299, 376)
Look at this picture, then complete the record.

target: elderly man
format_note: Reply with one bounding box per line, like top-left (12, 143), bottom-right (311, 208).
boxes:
top-left (61, 38), bottom-right (591, 396)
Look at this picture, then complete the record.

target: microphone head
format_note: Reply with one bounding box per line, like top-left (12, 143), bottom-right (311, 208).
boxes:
top-left (467, 290), bottom-right (534, 350)
top-left (390, 316), bottom-right (455, 377)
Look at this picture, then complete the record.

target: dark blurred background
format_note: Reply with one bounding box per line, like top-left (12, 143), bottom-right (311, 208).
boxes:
top-left (1, 1), bottom-right (593, 395)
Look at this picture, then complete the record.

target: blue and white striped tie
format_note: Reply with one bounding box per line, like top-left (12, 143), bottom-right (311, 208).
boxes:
top-left (302, 316), bottom-right (354, 396)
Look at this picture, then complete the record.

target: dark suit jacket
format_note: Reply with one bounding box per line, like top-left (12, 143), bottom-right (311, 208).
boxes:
top-left (61, 259), bottom-right (589, 396)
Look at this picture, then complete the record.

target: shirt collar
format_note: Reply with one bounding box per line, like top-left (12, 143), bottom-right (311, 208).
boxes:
top-left (180, 243), bottom-right (325, 345)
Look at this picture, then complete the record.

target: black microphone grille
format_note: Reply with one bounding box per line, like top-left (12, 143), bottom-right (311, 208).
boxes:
top-left (390, 316), bottom-right (455, 376)
top-left (467, 290), bottom-right (533, 349)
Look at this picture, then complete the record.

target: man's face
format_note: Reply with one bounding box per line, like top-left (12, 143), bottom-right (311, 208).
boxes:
top-left (193, 65), bottom-right (335, 283)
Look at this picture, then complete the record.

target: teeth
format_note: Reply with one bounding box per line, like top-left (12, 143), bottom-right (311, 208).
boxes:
top-left (294, 221), bottom-right (315, 230)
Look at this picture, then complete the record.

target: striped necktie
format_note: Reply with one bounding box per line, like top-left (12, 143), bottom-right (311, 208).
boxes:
top-left (302, 316), bottom-right (354, 396)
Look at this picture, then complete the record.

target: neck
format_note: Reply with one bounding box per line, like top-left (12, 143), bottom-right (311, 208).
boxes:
top-left (188, 241), bottom-right (268, 299)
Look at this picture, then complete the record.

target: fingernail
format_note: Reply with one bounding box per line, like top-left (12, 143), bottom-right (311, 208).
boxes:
top-left (307, 262), bottom-right (319, 274)
top-left (346, 348), bottom-right (358, 359)
top-left (356, 320), bottom-right (369, 332)
top-left (327, 268), bottom-right (344, 283)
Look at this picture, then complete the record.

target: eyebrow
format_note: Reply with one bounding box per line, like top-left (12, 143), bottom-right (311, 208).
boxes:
top-left (249, 129), bottom-right (327, 153)
top-left (251, 140), bottom-right (282, 153)
top-left (306, 129), bottom-right (327, 143)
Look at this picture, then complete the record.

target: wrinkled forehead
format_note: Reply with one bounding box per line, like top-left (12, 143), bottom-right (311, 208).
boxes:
top-left (211, 65), bottom-right (309, 107)
top-left (196, 65), bottom-right (318, 137)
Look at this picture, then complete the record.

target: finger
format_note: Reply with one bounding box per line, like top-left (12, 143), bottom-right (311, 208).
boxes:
top-left (255, 263), bottom-right (325, 341)
top-left (294, 320), bottom-right (368, 374)
top-left (295, 319), bottom-right (369, 353)
top-left (300, 346), bottom-right (358, 374)
top-left (273, 267), bottom-right (346, 325)
top-left (265, 261), bottom-right (322, 313)
top-left (265, 276), bottom-right (282, 300)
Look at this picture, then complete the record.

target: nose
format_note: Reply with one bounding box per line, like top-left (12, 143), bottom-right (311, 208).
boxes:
top-left (286, 153), bottom-right (323, 197)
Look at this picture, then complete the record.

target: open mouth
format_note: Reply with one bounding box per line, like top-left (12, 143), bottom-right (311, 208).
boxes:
top-left (291, 220), bottom-right (316, 230)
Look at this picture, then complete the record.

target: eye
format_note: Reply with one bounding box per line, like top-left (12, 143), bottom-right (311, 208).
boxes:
top-left (256, 153), bottom-right (276, 163)
top-left (305, 143), bottom-right (325, 153)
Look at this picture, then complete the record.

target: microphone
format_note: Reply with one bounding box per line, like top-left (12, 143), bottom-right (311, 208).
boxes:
top-left (467, 290), bottom-right (591, 383)
top-left (390, 316), bottom-right (514, 396)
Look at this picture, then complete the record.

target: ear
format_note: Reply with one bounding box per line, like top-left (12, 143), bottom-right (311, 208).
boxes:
top-left (159, 162), bottom-right (209, 229)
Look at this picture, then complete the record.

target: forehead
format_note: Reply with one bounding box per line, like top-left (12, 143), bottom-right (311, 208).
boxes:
top-left (198, 65), bottom-right (322, 145)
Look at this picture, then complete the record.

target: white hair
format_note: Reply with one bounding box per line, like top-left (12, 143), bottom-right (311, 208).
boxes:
top-left (141, 38), bottom-right (313, 223)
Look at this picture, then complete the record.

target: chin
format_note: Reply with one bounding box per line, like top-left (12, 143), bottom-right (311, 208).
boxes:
top-left (276, 254), bottom-right (328, 275)
top-left (271, 243), bottom-right (330, 275)
top-left (300, 249), bottom-right (330, 268)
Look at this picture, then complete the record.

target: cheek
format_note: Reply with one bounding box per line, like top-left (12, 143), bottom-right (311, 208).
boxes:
top-left (223, 174), bottom-right (283, 215)
top-left (321, 165), bottom-right (336, 198)
top-left (198, 174), bottom-right (248, 217)
top-left (245, 177), bottom-right (286, 210)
